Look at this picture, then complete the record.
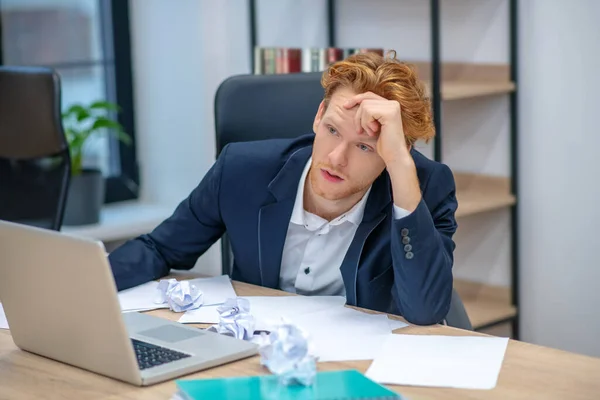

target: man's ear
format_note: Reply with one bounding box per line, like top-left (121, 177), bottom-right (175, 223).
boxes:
top-left (313, 101), bottom-right (326, 133)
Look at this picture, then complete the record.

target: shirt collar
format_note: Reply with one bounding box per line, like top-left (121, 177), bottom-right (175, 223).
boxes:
top-left (331, 185), bottom-right (372, 226)
top-left (290, 157), bottom-right (371, 228)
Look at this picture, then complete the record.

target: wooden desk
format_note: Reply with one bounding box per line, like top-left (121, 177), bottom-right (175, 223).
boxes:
top-left (1, 280), bottom-right (599, 400)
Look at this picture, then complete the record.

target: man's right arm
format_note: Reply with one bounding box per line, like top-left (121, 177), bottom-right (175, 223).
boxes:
top-left (107, 145), bottom-right (230, 291)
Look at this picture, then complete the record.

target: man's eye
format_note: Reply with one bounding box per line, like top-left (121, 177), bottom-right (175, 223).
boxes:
top-left (358, 144), bottom-right (372, 152)
top-left (328, 127), bottom-right (337, 135)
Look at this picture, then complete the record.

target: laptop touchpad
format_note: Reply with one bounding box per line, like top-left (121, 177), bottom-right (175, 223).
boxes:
top-left (138, 325), bottom-right (204, 343)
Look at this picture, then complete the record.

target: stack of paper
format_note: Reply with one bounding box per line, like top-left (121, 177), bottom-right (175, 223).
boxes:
top-left (118, 275), bottom-right (237, 313)
top-left (0, 303), bottom-right (8, 330)
top-left (365, 334), bottom-right (509, 390)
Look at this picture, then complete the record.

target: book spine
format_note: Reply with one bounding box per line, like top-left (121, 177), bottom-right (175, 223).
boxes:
top-left (263, 48), bottom-right (276, 74)
top-left (327, 47), bottom-right (342, 65)
top-left (319, 48), bottom-right (327, 71)
top-left (311, 48), bottom-right (320, 72)
top-left (276, 48), bottom-right (285, 74)
top-left (302, 48), bottom-right (312, 72)
top-left (288, 48), bottom-right (302, 73)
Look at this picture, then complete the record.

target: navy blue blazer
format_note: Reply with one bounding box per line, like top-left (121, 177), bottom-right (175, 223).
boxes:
top-left (108, 133), bottom-right (458, 325)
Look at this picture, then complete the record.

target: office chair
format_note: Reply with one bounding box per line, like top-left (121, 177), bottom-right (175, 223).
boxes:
top-left (213, 71), bottom-right (472, 331)
top-left (0, 66), bottom-right (71, 231)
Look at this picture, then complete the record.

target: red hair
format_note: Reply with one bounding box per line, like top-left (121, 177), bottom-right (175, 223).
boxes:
top-left (321, 51), bottom-right (434, 144)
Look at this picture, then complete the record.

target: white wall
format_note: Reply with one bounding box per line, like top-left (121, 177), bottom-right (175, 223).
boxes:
top-left (129, 0), bottom-right (251, 275)
top-left (128, 0), bottom-right (600, 357)
top-left (255, 0), bottom-right (328, 47)
top-left (518, 0), bottom-right (600, 357)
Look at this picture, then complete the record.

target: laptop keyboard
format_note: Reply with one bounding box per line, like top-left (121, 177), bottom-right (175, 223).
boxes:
top-left (132, 338), bottom-right (192, 370)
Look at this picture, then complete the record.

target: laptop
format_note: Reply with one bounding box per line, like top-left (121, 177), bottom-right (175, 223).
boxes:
top-left (0, 219), bottom-right (258, 386)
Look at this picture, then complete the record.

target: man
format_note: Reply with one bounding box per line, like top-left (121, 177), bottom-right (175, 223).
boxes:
top-left (108, 51), bottom-right (458, 326)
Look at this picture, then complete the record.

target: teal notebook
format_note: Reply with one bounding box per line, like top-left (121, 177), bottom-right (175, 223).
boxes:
top-left (174, 370), bottom-right (404, 400)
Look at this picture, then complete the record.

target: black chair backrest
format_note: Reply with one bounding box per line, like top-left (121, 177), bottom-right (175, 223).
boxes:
top-left (214, 72), bottom-right (324, 155)
top-left (0, 66), bottom-right (71, 231)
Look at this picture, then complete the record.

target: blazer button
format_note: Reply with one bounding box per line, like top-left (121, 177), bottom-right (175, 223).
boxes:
top-left (402, 236), bottom-right (410, 245)
top-left (304, 267), bottom-right (311, 275)
top-left (401, 228), bottom-right (409, 236)
top-left (404, 244), bottom-right (412, 252)
top-left (405, 251), bottom-right (414, 260)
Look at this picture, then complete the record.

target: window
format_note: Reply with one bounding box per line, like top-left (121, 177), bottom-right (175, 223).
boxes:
top-left (0, 0), bottom-right (138, 203)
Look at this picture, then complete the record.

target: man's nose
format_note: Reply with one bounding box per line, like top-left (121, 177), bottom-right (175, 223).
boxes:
top-left (328, 142), bottom-right (348, 167)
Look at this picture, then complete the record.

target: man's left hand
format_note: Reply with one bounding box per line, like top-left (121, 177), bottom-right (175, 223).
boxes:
top-left (344, 91), bottom-right (422, 213)
top-left (343, 91), bottom-right (410, 166)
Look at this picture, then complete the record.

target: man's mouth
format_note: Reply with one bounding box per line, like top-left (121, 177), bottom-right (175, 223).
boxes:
top-left (320, 169), bottom-right (344, 183)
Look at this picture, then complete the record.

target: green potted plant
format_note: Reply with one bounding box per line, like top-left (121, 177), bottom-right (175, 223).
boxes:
top-left (61, 100), bottom-right (131, 226)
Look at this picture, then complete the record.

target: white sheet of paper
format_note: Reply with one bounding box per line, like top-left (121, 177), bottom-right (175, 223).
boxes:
top-left (178, 305), bottom-right (220, 324)
top-left (187, 275), bottom-right (237, 306)
top-left (122, 308), bottom-right (160, 313)
top-left (178, 295), bottom-right (346, 325)
top-left (242, 295), bottom-right (347, 327)
top-left (313, 333), bottom-right (391, 362)
top-left (366, 334), bottom-right (509, 390)
top-left (388, 318), bottom-right (409, 331)
top-left (118, 275), bottom-right (236, 312)
top-left (288, 306), bottom-right (396, 362)
top-left (118, 281), bottom-right (167, 312)
top-left (0, 303), bottom-right (8, 329)
top-left (290, 306), bottom-right (391, 335)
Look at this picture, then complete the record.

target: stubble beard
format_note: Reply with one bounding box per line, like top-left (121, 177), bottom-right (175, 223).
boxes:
top-left (308, 163), bottom-right (370, 202)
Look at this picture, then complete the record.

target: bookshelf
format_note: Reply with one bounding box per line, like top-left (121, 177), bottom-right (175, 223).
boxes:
top-left (454, 279), bottom-right (517, 330)
top-left (454, 173), bottom-right (516, 219)
top-left (248, 0), bottom-right (519, 337)
top-left (253, 52), bottom-right (516, 100)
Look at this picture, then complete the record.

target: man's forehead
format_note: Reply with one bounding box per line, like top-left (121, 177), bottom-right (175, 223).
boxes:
top-left (329, 87), bottom-right (357, 107)
top-left (322, 100), bottom-right (378, 143)
top-left (325, 102), bottom-right (355, 120)
top-left (324, 92), bottom-right (357, 121)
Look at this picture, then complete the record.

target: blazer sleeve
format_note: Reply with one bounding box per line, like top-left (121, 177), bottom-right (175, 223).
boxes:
top-left (107, 145), bottom-right (230, 291)
top-left (390, 163), bottom-right (458, 325)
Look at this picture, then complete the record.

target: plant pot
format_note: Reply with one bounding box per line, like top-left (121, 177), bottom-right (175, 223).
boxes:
top-left (62, 169), bottom-right (105, 226)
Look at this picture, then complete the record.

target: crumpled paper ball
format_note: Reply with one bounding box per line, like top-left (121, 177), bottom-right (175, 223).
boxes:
top-left (258, 323), bottom-right (317, 386)
top-left (208, 297), bottom-right (256, 340)
top-left (154, 279), bottom-right (203, 312)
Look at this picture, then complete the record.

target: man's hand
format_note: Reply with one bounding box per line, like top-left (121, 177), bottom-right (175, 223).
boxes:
top-left (343, 91), bottom-right (409, 165)
top-left (344, 91), bottom-right (422, 213)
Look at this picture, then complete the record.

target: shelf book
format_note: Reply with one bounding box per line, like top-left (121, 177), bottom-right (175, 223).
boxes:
top-left (253, 47), bottom-right (385, 75)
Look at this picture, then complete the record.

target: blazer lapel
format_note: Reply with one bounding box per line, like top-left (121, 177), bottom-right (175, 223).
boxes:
top-left (339, 172), bottom-right (391, 305)
top-left (258, 146), bottom-right (312, 288)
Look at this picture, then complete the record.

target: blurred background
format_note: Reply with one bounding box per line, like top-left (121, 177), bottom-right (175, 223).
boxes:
top-left (1, 0), bottom-right (598, 358)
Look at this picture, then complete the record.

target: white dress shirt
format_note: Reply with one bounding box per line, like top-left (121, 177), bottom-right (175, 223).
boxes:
top-left (279, 158), bottom-right (411, 297)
